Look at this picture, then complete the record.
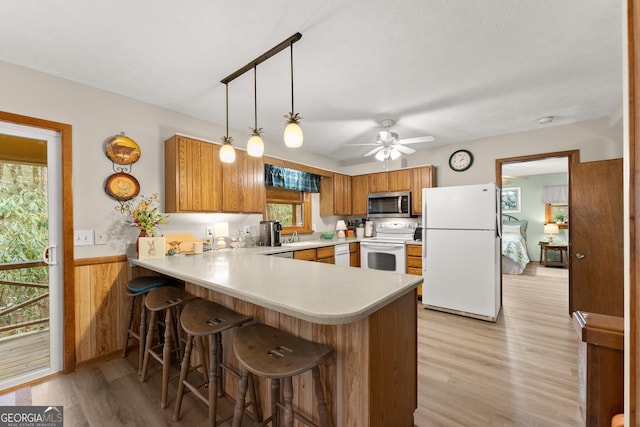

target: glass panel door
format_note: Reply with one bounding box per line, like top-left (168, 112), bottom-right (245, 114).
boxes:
top-left (0, 122), bottom-right (62, 389)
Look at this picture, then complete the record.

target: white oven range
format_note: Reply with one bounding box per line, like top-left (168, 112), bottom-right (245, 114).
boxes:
top-left (360, 222), bottom-right (417, 273)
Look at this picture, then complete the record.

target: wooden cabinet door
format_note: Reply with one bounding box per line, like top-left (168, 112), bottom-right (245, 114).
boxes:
top-left (351, 175), bottom-right (369, 216)
top-left (293, 248), bottom-right (316, 261)
top-left (223, 150), bottom-right (265, 213)
top-left (368, 172), bottom-right (388, 193)
top-left (349, 242), bottom-right (360, 267)
top-left (320, 173), bottom-right (352, 216)
top-left (570, 159), bottom-right (623, 316)
top-left (410, 166), bottom-right (436, 215)
top-left (334, 173), bottom-right (352, 215)
top-left (388, 170), bottom-right (410, 191)
top-left (164, 135), bottom-right (222, 213)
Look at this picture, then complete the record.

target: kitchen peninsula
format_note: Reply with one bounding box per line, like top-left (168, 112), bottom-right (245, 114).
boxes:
top-left (130, 246), bottom-right (421, 426)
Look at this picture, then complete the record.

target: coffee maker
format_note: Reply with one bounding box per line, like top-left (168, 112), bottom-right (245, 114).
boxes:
top-left (258, 220), bottom-right (282, 246)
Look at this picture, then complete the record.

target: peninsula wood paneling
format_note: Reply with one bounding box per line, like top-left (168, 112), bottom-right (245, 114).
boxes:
top-left (184, 282), bottom-right (417, 426)
top-left (73, 257), bottom-right (131, 364)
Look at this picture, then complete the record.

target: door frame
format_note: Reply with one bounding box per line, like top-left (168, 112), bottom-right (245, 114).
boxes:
top-left (495, 150), bottom-right (579, 308)
top-left (0, 111), bottom-right (75, 375)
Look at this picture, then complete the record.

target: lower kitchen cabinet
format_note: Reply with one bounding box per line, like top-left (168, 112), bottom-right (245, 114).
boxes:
top-left (349, 242), bottom-right (360, 267)
top-left (317, 246), bottom-right (335, 264)
top-left (293, 248), bottom-right (316, 261)
top-left (406, 243), bottom-right (423, 299)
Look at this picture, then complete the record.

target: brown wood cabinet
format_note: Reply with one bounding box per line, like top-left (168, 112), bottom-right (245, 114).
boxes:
top-left (410, 166), bottom-right (436, 216)
top-left (351, 175), bottom-right (369, 216)
top-left (573, 311), bottom-right (624, 427)
top-left (368, 172), bottom-right (389, 193)
top-left (222, 149), bottom-right (265, 213)
top-left (165, 135), bottom-right (222, 212)
top-left (388, 169), bottom-right (410, 191)
top-left (406, 243), bottom-right (423, 298)
top-left (320, 173), bottom-right (352, 216)
top-left (317, 246), bottom-right (335, 264)
top-left (293, 248), bottom-right (316, 261)
top-left (349, 242), bottom-right (360, 267)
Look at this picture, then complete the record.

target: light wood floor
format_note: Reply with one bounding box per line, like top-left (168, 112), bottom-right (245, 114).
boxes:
top-left (0, 264), bottom-right (581, 426)
top-left (415, 264), bottom-right (581, 426)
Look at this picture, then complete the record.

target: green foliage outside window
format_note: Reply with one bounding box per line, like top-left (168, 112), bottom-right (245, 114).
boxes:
top-left (0, 162), bottom-right (49, 337)
top-left (265, 203), bottom-right (293, 227)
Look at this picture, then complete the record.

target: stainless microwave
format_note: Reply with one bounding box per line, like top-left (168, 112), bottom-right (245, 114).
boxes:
top-left (367, 191), bottom-right (412, 218)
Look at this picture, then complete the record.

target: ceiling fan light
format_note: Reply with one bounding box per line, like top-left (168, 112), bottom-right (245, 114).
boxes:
top-left (219, 141), bottom-right (236, 163)
top-left (247, 133), bottom-right (264, 157)
top-left (390, 149), bottom-right (401, 160)
top-left (284, 121), bottom-right (303, 148)
top-left (375, 149), bottom-right (388, 161)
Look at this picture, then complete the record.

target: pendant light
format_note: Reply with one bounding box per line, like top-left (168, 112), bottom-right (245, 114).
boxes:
top-left (219, 82), bottom-right (236, 163)
top-left (246, 65), bottom-right (264, 157)
top-left (283, 41), bottom-right (303, 148)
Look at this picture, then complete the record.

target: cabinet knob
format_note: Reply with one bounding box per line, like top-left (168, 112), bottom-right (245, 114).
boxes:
top-left (575, 253), bottom-right (585, 260)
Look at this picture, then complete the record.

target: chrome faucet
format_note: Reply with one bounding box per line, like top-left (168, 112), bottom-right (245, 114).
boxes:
top-left (291, 231), bottom-right (298, 243)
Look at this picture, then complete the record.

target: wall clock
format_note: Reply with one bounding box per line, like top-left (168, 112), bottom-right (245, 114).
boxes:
top-left (448, 149), bottom-right (474, 172)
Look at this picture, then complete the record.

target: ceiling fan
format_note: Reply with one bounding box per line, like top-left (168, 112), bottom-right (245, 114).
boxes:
top-left (349, 119), bottom-right (435, 161)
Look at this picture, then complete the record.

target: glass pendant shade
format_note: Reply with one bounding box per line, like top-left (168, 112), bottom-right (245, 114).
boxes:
top-left (284, 122), bottom-right (303, 148)
top-left (219, 142), bottom-right (236, 163)
top-left (390, 149), bottom-right (401, 160)
top-left (375, 149), bottom-right (387, 161)
top-left (247, 134), bottom-right (264, 157)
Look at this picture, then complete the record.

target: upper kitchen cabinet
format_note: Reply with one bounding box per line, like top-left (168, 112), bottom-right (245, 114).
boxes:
top-left (351, 175), bottom-right (369, 216)
top-left (368, 169), bottom-right (410, 193)
top-left (320, 173), bottom-right (352, 216)
top-left (222, 149), bottom-right (265, 213)
top-left (165, 135), bottom-right (222, 212)
top-left (410, 166), bottom-right (436, 215)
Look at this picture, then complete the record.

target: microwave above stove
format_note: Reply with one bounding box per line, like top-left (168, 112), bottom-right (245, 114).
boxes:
top-left (367, 191), bottom-right (413, 218)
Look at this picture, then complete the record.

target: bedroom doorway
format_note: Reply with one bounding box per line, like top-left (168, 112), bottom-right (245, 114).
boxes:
top-left (496, 150), bottom-right (624, 317)
top-left (496, 150), bottom-right (577, 314)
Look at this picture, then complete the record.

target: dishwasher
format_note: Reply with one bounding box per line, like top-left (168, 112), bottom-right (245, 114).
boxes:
top-left (334, 243), bottom-right (350, 266)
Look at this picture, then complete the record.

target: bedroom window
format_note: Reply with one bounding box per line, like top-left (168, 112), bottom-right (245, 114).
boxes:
top-left (545, 204), bottom-right (569, 229)
top-left (265, 186), bottom-right (312, 234)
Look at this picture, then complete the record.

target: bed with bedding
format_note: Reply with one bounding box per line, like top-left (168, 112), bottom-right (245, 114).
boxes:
top-left (502, 215), bottom-right (531, 275)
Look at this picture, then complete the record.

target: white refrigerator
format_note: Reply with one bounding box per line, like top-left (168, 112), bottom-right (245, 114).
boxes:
top-left (422, 183), bottom-right (501, 321)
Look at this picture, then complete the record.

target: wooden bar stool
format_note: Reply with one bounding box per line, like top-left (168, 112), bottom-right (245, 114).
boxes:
top-left (140, 286), bottom-right (197, 409)
top-left (173, 299), bottom-right (259, 426)
top-left (231, 323), bottom-right (334, 427)
top-left (122, 276), bottom-right (177, 375)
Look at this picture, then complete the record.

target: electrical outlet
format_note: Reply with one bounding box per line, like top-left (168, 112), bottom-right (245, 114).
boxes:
top-left (206, 226), bottom-right (214, 237)
top-left (243, 225), bottom-right (251, 235)
top-left (74, 229), bottom-right (94, 246)
top-left (94, 229), bottom-right (108, 245)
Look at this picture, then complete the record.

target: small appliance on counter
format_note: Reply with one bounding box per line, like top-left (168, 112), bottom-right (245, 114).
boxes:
top-left (365, 220), bottom-right (374, 237)
top-left (258, 220), bottom-right (282, 246)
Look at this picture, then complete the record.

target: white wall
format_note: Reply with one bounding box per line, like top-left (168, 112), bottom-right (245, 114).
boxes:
top-left (340, 116), bottom-right (623, 186)
top-left (0, 60), bottom-right (623, 258)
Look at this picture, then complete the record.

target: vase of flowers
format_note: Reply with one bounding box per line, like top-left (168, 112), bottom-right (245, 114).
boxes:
top-left (130, 193), bottom-right (168, 252)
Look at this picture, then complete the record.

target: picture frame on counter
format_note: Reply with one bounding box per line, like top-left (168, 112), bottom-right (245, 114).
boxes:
top-left (138, 236), bottom-right (165, 259)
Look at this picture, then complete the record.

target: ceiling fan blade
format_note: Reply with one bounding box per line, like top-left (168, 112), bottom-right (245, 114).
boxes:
top-left (397, 136), bottom-right (435, 145)
top-left (364, 146), bottom-right (384, 157)
top-left (346, 143), bottom-right (382, 146)
top-left (394, 145), bottom-right (415, 154)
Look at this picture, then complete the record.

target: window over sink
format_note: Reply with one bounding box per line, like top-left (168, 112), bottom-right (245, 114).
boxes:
top-left (265, 186), bottom-right (312, 234)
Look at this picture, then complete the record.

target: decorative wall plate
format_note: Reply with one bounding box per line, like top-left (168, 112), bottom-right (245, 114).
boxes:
top-left (105, 172), bottom-right (140, 201)
top-left (106, 134), bottom-right (141, 165)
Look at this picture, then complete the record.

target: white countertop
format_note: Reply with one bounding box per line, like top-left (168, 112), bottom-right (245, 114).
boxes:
top-left (129, 244), bottom-right (422, 325)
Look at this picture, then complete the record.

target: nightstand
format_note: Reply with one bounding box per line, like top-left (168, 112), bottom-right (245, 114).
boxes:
top-left (539, 242), bottom-right (568, 268)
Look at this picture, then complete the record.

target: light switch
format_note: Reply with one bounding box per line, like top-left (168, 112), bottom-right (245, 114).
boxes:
top-left (74, 229), bottom-right (94, 246)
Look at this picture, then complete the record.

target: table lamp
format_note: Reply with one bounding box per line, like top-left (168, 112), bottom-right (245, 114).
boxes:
top-left (336, 220), bottom-right (347, 239)
top-left (544, 223), bottom-right (560, 243)
top-left (214, 222), bottom-right (229, 249)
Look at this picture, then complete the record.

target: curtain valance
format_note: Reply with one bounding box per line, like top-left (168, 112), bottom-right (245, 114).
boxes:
top-left (264, 164), bottom-right (321, 193)
top-left (541, 185), bottom-right (568, 204)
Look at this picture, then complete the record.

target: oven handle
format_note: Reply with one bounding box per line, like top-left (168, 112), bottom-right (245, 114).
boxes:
top-left (361, 243), bottom-right (405, 251)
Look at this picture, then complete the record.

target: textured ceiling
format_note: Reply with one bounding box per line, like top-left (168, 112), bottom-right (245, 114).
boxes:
top-left (0, 1), bottom-right (623, 165)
